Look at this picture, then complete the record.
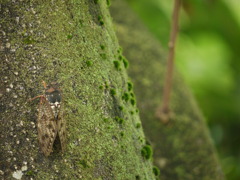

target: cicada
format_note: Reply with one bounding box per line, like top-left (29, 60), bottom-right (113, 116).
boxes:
top-left (30, 81), bottom-right (66, 156)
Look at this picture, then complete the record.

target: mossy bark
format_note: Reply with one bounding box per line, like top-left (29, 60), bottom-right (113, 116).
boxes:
top-left (0, 0), bottom-right (156, 179)
top-left (110, 0), bottom-right (224, 180)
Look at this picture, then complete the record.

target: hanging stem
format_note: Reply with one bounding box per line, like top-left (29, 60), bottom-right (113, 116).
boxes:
top-left (156, 0), bottom-right (181, 123)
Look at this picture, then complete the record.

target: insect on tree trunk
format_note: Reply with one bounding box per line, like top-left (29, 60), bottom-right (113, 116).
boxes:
top-left (0, 1), bottom-right (156, 179)
top-left (29, 81), bottom-right (66, 157)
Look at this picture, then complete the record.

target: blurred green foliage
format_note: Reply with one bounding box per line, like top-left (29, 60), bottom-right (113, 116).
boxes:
top-left (126, 0), bottom-right (240, 179)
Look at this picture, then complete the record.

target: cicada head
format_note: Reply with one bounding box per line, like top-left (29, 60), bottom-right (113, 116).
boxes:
top-left (45, 82), bottom-right (62, 118)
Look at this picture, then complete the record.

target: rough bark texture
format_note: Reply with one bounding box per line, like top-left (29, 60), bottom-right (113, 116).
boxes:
top-left (0, 0), bottom-right (156, 179)
top-left (110, 0), bottom-right (224, 180)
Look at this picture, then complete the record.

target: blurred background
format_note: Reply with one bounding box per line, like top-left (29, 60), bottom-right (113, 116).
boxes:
top-left (126, 0), bottom-right (240, 179)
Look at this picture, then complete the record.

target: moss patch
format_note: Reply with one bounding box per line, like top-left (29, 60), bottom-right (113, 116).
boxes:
top-left (113, 60), bottom-right (121, 70)
top-left (153, 166), bottom-right (160, 176)
top-left (110, 88), bottom-right (116, 96)
top-left (122, 92), bottom-right (130, 102)
top-left (86, 60), bottom-right (93, 67)
top-left (141, 145), bottom-right (152, 160)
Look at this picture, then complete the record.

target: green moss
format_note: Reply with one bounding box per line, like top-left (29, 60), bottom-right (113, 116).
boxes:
top-left (98, 16), bottom-right (104, 25)
top-left (103, 118), bottom-right (109, 122)
top-left (99, 85), bottom-right (104, 90)
top-left (67, 34), bottom-right (73, 39)
top-left (153, 166), bottom-right (160, 176)
top-left (110, 88), bottom-right (116, 96)
top-left (100, 53), bottom-right (107, 59)
top-left (122, 92), bottom-right (129, 102)
top-left (138, 137), bottom-right (144, 143)
top-left (100, 44), bottom-right (105, 50)
top-left (106, 0), bottom-right (111, 7)
top-left (69, 142), bottom-right (75, 149)
top-left (113, 60), bottom-right (121, 70)
top-left (79, 19), bottom-right (83, 27)
top-left (120, 132), bottom-right (124, 137)
top-left (117, 47), bottom-right (122, 54)
top-left (141, 145), bottom-right (152, 160)
top-left (23, 36), bottom-right (35, 44)
top-left (86, 60), bottom-right (93, 67)
top-left (119, 106), bottom-right (124, 111)
top-left (130, 98), bottom-right (136, 106)
top-left (115, 117), bottom-right (124, 124)
top-left (94, 0), bottom-right (99, 4)
top-left (130, 111), bottom-right (134, 115)
top-left (118, 55), bottom-right (122, 60)
top-left (79, 160), bottom-right (90, 168)
top-left (122, 58), bottom-right (129, 68)
top-left (26, 170), bottom-right (34, 176)
top-left (127, 82), bottom-right (133, 91)
top-left (136, 123), bottom-right (141, 128)
top-left (119, 118), bottom-right (124, 124)
top-left (135, 175), bottom-right (140, 180)
top-left (100, 20), bottom-right (104, 26)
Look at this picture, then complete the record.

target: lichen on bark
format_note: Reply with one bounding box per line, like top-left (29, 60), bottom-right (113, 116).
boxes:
top-left (0, 0), bottom-right (156, 179)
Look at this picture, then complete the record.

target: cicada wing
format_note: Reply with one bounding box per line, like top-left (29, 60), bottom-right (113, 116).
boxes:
top-left (37, 98), bottom-right (57, 156)
top-left (57, 103), bottom-right (66, 152)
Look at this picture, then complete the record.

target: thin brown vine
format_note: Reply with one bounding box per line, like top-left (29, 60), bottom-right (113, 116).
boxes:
top-left (156, 0), bottom-right (181, 123)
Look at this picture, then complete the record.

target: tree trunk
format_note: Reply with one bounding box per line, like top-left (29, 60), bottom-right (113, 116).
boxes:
top-left (0, 1), bottom-right (156, 179)
top-left (110, 0), bottom-right (224, 180)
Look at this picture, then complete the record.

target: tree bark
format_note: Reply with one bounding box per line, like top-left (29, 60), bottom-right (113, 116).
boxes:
top-left (0, 0), bottom-right (155, 179)
top-left (110, 0), bottom-right (224, 180)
